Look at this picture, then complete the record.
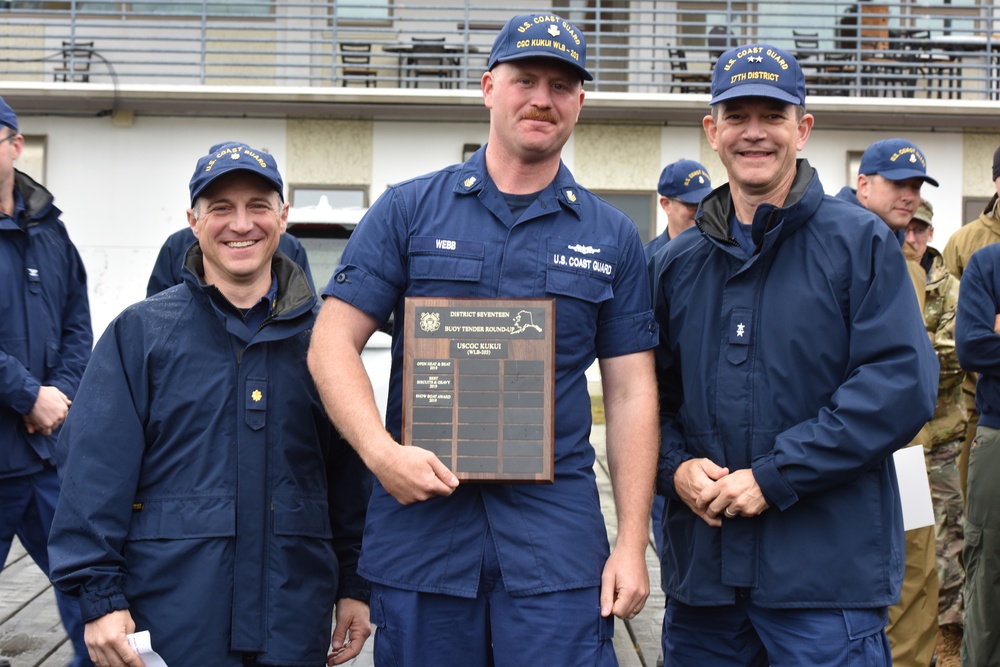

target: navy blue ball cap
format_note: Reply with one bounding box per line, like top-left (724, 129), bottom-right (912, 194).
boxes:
top-left (189, 142), bottom-right (284, 206)
top-left (859, 138), bottom-right (939, 187)
top-left (711, 44), bottom-right (805, 107)
top-left (658, 159), bottom-right (713, 203)
top-left (488, 13), bottom-right (593, 81)
top-left (0, 96), bottom-right (18, 133)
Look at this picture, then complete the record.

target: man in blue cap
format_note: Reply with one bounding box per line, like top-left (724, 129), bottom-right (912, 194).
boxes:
top-left (650, 44), bottom-right (937, 665)
top-left (837, 138), bottom-right (947, 667)
top-left (645, 159), bottom-right (713, 261)
top-left (308, 12), bottom-right (658, 667)
top-left (48, 143), bottom-right (372, 666)
top-left (0, 96), bottom-right (94, 667)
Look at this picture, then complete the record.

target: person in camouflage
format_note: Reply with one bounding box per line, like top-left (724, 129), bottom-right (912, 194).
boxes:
top-left (943, 146), bottom-right (1000, 507)
top-left (907, 199), bottom-right (967, 667)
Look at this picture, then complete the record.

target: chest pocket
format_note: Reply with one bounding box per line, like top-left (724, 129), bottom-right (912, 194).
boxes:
top-left (409, 236), bottom-right (485, 282)
top-left (545, 237), bottom-right (616, 304)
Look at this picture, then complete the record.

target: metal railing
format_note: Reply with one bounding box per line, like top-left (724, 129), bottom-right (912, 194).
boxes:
top-left (1, 1), bottom-right (998, 100)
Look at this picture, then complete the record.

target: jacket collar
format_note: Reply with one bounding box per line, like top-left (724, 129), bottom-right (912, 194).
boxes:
top-left (697, 159), bottom-right (821, 252)
top-left (453, 145), bottom-right (584, 222)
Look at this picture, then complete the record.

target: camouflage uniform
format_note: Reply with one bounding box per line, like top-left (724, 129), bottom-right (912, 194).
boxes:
top-left (915, 246), bottom-right (967, 629)
top-left (942, 194), bottom-right (1000, 499)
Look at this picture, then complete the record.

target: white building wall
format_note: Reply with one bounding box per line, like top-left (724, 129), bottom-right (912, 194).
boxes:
top-left (10, 112), bottom-right (977, 339)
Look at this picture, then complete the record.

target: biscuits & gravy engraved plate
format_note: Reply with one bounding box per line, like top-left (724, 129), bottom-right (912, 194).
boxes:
top-left (403, 297), bottom-right (555, 483)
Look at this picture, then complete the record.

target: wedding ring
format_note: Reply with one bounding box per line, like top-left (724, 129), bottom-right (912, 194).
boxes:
top-left (724, 507), bottom-right (736, 518)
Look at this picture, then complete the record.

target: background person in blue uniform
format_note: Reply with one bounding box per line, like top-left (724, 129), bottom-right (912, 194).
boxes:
top-left (954, 245), bottom-right (1000, 667)
top-left (650, 45), bottom-right (938, 666)
top-left (645, 158), bottom-right (713, 261)
top-left (307, 13), bottom-right (659, 667)
top-left (837, 137), bottom-right (944, 667)
top-left (0, 96), bottom-right (94, 667)
top-left (47, 143), bottom-right (371, 667)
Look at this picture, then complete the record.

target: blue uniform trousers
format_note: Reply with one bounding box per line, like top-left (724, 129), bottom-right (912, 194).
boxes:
top-left (369, 531), bottom-right (617, 667)
top-left (0, 466), bottom-right (93, 667)
top-left (663, 597), bottom-right (890, 667)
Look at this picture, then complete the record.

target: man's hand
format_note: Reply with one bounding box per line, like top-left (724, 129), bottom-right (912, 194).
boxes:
top-left (599, 544), bottom-right (650, 620)
top-left (993, 313), bottom-right (1000, 335)
top-left (369, 442), bottom-right (459, 505)
top-left (674, 458), bottom-right (730, 527)
top-left (328, 597), bottom-right (372, 666)
top-left (704, 468), bottom-right (770, 521)
top-left (24, 385), bottom-right (71, 435)
top-left (84, 609), bottom-right (141, 667)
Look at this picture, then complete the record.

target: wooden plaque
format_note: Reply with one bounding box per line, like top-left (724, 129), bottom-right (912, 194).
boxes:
top-left (402, 297), bottom-right (555, 483)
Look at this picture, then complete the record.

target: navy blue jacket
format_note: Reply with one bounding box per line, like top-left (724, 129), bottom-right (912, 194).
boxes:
top-left (146, 226), bottom-right (314, 297)
top-left (0, 169), bottom-right (91, 478)
top-left (651, 161), bottom-right (938, 607)
top-left (956, 243), bottom-right (1000, 427)
top-left (50, 248), bottom-right (369, 666)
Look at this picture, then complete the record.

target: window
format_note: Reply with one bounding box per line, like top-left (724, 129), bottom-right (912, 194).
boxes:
top-left (289, 186), bottom-right (366, 208)
top-left (593, 191), bottom-right (657, 244)
top-left (2, 1), bottom-right (271, 16)
top-left (334, 0), bottom-right (391, 23)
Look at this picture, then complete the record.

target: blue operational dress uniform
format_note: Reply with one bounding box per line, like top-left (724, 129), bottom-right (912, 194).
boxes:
top-left (323, 145), bottom-right (658, 665)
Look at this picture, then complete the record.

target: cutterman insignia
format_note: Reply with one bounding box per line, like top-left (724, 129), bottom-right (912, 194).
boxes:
top-left (568, 244), bottom-right (600, 255)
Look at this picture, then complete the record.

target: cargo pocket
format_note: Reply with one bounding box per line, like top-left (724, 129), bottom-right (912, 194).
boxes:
top-left (271, 495), bottom-right (333, 538)
top-left (127, 496), bottom-right (236, 540)
top-left (843, 607), bottom-right (890, 667)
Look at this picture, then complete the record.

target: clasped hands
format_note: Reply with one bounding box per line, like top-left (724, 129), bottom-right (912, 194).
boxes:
top-left (674, 458), bottom-right (770, 528)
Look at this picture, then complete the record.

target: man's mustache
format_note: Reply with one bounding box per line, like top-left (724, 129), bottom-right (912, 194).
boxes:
top-left (521, 109), bottom-right (557, 123)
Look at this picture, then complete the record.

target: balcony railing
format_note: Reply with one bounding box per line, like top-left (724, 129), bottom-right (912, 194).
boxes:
top-left (1, 1), bottom-right (998, 100)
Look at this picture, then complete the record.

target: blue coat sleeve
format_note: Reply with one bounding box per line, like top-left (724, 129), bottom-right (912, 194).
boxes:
top-left (753, 228), bottom-right (939, 509)
top-left (49, 312), bottom-right (148, 621)
top-left (956, 249), bottom-right (1000, 375)
top-left (48, 240), bottom-right (92, 401)
top-left (0, 350), bottom-right (39, 415)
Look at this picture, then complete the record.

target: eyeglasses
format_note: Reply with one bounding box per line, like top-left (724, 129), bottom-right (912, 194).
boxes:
top-left (905, 224), bottom-right (931, 237)
top-left (0, 133), bottom-right (17, 146)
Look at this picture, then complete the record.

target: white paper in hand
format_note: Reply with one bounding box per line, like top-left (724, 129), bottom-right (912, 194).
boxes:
top-left (126, 630), bottom-right (170, 667)
top-left (893, 444), bottom-right (935, 531)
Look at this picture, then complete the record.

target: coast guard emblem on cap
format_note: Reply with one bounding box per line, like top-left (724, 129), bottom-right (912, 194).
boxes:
top-left (420, 311), bottom-right (441, 333)
top-left (230, 153), bottom-right (240, 160)
top-left (548, 25), bottom-right (560, 37)
top-left (910, 154), bottom-right (917, 163)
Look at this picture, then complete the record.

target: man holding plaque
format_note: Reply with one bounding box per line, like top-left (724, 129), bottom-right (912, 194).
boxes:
top-left (308, 12), bottom-right (659, 667)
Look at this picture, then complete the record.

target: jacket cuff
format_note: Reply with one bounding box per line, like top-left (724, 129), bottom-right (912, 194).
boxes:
top-left (657, 448), bottom-right (693, 500)
top-left (751, 453), bottom-right (798, 511)
top-left (79, 586), bottom-right (130, 623)
top-left (338, 573), bottom-right (371, 605)
top-left (14, 376), bottom-right (41, 415)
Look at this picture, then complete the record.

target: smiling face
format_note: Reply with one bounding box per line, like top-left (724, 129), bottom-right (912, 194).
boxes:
top-left (857, 174), bottom-right (923, 231)
top-left (187, 170), bottom-right (287, 301)
top-left (703, 97), bottom-right (813, 205)
top-left (483, 58), bottom-right (584, 167)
